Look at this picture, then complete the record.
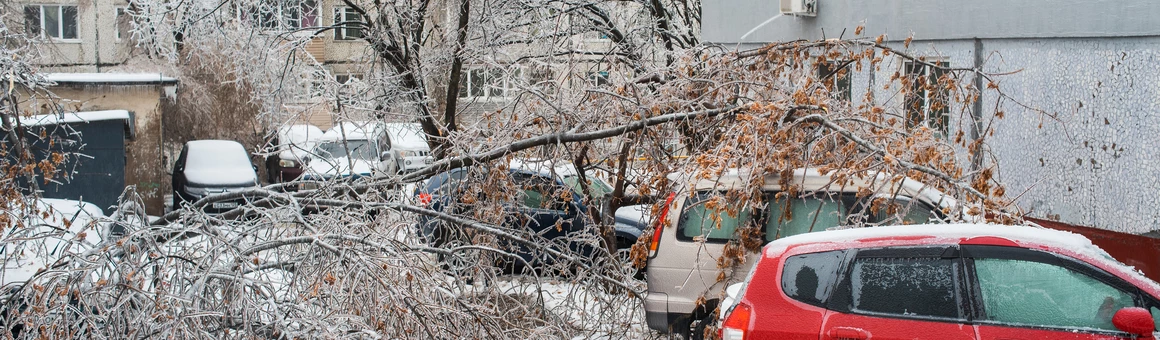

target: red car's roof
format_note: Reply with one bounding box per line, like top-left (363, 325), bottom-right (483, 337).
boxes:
top-left (764, 223), bottom-right (1160, 294)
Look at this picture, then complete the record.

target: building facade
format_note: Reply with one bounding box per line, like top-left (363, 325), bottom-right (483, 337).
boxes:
top-left (701, 0), bottom-right (1160, 236)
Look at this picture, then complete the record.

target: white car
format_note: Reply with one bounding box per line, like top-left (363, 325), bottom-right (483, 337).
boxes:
top-left (383, 123), bottom-right (433, 173)
top-left (304, 122), bottom-right (398, 182)
top-left (1, 199), bottom-right (105, 288)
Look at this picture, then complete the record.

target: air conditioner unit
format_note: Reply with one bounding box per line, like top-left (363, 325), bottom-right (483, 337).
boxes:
top-left (780, 0), bottom-right (817, 17)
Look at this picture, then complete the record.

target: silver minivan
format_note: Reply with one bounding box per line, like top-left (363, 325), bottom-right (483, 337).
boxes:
top-left (642, 169), bottom-right (958, 338)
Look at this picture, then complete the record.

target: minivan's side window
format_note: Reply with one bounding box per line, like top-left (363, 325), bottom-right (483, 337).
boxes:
top-left (766, 196), bottom-right (844, 241)
top-left (680, 195), bottom-right (752, 241)
top-left (974, 258), bottom-right (1135, 331)
top-left (782, 250), bottom-right (846, 307)
top-left (850, 257), bottom-right (961, 319)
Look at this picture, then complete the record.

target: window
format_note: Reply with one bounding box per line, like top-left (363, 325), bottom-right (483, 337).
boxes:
top-left (864, 196), bottom-right (937, 226)
top-left (516, 175), bottom-right (572, 211)
top-left (243, 0), bottom-right (317, 31)
top-left (680, 194), bottom-right (753, 241)
top-left (587, 71), bottom-right (610, 87)
top-left (335, 74), bottom-right (361, 84)
top-left (115, 7), bottom-right (131, 41)
top-left (25, 5), bottom-right (78, 40)
top-left (766, 195), bottom-right (845, 241)
top-left (332, 6), bottom-right (363, 40)
top-left (904, 61), bottom-right (950, 135)
top-left (817, 61), bottom-right (851, 101)
top-left (678, 191), bottom-right (941, 243)
top-left (974, 258), bottom-right (1136, 331)
top-left (562, 176), bottom-right (612, 200)
top-left (782, 250), bottom-right (846, 307)
top-left (458, 67), bottom-right (522, 99)
top-left (850, 256), bottom-right (961, 319)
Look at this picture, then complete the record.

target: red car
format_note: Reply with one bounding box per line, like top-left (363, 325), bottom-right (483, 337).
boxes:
top-left (719, 224), bottom-right (1160, 340)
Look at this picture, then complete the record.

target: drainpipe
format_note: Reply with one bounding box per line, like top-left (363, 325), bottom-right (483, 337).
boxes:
top-left (93, 1), bottom-right (101, 72)
top-left (970, 38), bottom-right (984, 172)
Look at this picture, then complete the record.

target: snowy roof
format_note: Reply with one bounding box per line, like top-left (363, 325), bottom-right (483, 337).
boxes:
top-left (19, 110), bottom-right (132, 127)
top-left (44, 73), bottom-right (178, 85)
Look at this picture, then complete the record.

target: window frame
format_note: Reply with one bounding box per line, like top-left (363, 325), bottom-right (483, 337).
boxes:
top-left (332, 6), bottom-right (364, 41)
top-left (238, 0), bottom-right (318, 32)
top-left (827, 245), bottom-right (972, 323)
top-left (458, 67), bottom-right (523, 100)
top-left (962, 245), bottom-right (1157, 335)
top-left (903, 60), bottom-right (950, 136)
top-left (817, 60), bottom-right (852, 102)
top-left (25, 4), bottom-right (80, 41)
top-left (114, 6), bottom-right (130, 42)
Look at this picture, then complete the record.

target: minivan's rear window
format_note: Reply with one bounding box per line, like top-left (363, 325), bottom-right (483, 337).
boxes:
top-left (678, 192), bottom-right (937, 243)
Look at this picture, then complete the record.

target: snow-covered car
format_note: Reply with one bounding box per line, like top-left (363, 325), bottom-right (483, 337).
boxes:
top-left (301, 122), bottom-right (398, 188)
top-left (718, 224), bottom-right (1160, 340)
top-left (1, 199), bottom-right (107, 335)
top-left (265, 124), bottom-right (324, 183)
top-left (1, 199), bottom-right (106, 288)
top-left (383, 123), bottom-right (433, 173)
top-left (171, 140), bottom-right (261, 213)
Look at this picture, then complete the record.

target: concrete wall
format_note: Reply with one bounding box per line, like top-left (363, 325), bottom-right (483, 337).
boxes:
top-left (25, 0), bottom-right (134, 71)
top-left (703, 0), bottom-right (1160, 44)
top-left (701, 0), bottom-right (1160, 235)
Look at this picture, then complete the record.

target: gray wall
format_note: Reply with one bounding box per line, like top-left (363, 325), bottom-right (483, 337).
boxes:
top-left (702, 1), bottom-right (1160, 235)
top-left (703, 0), bottom-right (1160, 44)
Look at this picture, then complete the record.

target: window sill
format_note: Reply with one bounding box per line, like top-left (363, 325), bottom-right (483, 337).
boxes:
top-left (49, 38), bottom-right (82, 44)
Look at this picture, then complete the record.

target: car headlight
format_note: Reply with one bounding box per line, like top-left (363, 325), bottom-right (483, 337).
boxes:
top-left (397, 150), bottom-right (416, 158)
top-left (279, 159), bottom-right (297, 167)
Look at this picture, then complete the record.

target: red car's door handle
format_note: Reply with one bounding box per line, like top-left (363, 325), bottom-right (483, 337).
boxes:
top-left (827, 327), bottom-right (870, 340)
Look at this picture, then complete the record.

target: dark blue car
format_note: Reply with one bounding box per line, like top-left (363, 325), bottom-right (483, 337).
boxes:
top-left (415, 167), bottom-right (608, 271)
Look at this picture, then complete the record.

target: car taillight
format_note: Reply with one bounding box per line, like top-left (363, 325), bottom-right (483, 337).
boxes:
top-left (720, 302), bottom-right (753, 340)
top-left (417, 193), bottom-right (432, 206)
top-left (648, 192), bottom-right (677, 257)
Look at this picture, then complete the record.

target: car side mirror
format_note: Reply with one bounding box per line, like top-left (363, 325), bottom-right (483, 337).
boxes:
top-left (380, 152), bottom-right (392, 161)
top-left (1112, 307), bottom-right (1155, 337)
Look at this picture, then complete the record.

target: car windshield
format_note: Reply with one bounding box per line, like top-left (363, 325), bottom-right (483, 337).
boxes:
top-left (563, 176), bottom-right (613, 199)
top-left (314, 140), bottom-right (377, 160)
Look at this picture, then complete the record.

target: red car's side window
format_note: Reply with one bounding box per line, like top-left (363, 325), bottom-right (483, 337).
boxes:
top-left (974, 258), bottom-right (1135, 331)
top-left (848, 256), bottom-right (962, 319)
top-left (781, 250), bottom-right (846, 307)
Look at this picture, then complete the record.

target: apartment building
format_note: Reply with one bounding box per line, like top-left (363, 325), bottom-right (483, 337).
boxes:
top-left (702, 0), bottom-right (1160, 236)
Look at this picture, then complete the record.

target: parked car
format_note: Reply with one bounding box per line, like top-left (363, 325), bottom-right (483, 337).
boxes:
top-left (717, 224), bottom-right (1160, 340)
top-left (1, 199), bottom-right (106, 336)
top-left (264, 124), bottom-right (324, 183)
top-left (171, 140), bottom-right (260, 213)
top-left (382, 123), bottom-right (433, 173)
top-left (509, 159), bottom-right (651, 253)
top-left (301, 122), bottom-right (397, 187)
top-left (644, 169), bottom-right (957, 337)
top-left (415, 165), bottom-right (602, 272)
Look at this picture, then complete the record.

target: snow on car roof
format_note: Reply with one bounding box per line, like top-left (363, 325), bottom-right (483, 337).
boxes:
top-left (383, 123), bottom-right (428, 150)
top-left (19, 110), bottom-right (131, 127)
top-left (321, 122), bottom-right (378, 141)
top-left (768, 223), bottom-right (1096, 251)
top-left (184, 140), bottom-right (257, 185)
top-left (44, 73), bottom-right (178, 84)
top-left (277, 124), bottom-right (324, 146)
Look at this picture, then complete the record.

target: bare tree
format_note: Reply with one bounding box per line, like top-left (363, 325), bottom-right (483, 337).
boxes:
top-left (0, 0), bottom-right (1036, 335)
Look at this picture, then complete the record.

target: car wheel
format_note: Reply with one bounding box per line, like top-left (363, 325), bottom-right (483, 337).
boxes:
top-left (690, 312), bottom-right (716, 340)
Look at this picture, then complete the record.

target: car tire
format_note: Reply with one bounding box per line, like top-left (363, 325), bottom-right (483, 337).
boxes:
top-left (690, 312), bottom-right (716, 340)
top-left (667, 316), bottom-right (691, 339)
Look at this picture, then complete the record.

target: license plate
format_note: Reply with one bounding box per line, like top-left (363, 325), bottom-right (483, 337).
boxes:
top-left (212, 202), bottom-right (239, 209)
